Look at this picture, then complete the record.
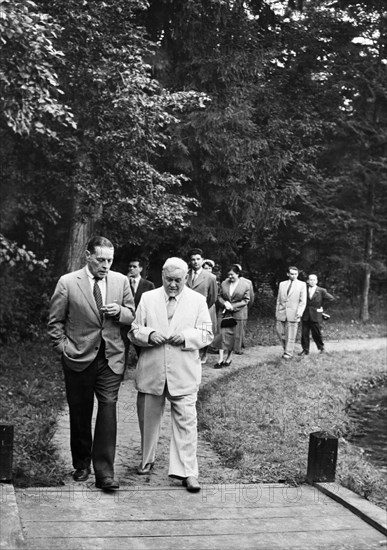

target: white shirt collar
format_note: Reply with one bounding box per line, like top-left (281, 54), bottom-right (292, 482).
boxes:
top-left (85, 265), bottom-right (107, 303)
top-left (85, 265), bottom-right (94, 280)
top-left (164, 290), bottom-right (183, 304)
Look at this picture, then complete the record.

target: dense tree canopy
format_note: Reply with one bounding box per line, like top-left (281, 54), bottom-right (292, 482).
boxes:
top-left (0, 0), bottom-right (386, 339)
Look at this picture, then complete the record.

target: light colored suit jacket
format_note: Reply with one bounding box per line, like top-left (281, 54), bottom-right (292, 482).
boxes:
top-left (186, 269), bottom-right (218, 308)
top-left (218, 278), bottom-right (250, 320)
top-left (48, 267), bottom-right (135, 374)
top-left (276, 279), bottom-right (307, 322)
top-left (129, 287), bottom-right (213, 396)
top-left (240, 277), bottom-right (255, 308)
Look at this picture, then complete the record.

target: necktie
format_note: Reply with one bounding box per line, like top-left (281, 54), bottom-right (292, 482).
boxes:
top-left (130, 278), bottom-right (136, 295)
top-left (93, 278), bottom-right (103, 321)
top-left (167, 297), bottom-right (177, 323)
top-left (287, 281), bottom-right (293, 295)
top-left (192, 272), bottom-right (197, 285)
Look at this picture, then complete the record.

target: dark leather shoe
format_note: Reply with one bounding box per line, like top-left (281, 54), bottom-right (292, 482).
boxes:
top-left (214, 362), bottom-right (223, 369)
top-left (319, 348), bottom-right (325, 353)
top-left (95, 477), bottom-right (119, 490)
top-left (73, 468), bottom-right (90, 482)
top-left (182, 476), bottom-right (201, 493)
top-left (298, 350), bottom-right (309, 356)
top-left (137, 462), bottom-right (154, 475)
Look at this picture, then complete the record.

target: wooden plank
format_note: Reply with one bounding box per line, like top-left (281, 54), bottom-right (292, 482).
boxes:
top-left (21, 515), bottom-right (382, 538)
top-left (16, 483), bottom-right (385, 549)
top-left (16, 483), bottom-right (329, 506)
top-left (0, 484), bottom-right (26, 549)
top-left (315, 482), bottom-right (387, 536)
top-left (20, 530), bottom-right (384, 550)
top-left (16, 489), bottom-right (331, 510)
top-left (17, 502), bottom-right (346, 522)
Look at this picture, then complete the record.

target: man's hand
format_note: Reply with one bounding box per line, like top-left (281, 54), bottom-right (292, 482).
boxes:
top-left (149, 331), bottom-right (167, 345)
top-left (224, 301), bottom-right (233, 311)
top-left (101, 302), bottom-right (120, 317)
top-left (168, 333), bottom-right (185, 346)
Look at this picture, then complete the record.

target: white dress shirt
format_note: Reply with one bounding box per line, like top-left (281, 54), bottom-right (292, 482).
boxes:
top-left (86, 265), bottom-right (106, 305)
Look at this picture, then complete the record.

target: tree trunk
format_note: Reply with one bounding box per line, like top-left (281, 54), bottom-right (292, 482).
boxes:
top-left (359, 182), bottom-right (374, 322)
top-left (62, 158), bottom-right (102, 273)
top-left (65, 216), bottom-right (97, 272)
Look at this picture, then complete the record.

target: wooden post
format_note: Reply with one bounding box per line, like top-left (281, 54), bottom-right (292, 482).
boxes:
top-left (306, 431), bottom-right (338, 483)
top-left (0, 424), bottom-right (14, 482)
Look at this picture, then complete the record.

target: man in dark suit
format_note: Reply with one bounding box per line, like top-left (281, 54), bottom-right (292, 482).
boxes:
top-left (125, 258), bottom-right (155, 359)
top-left (127, 258), bottom-right (155, 309)
top-left (48, 236), bottom-right (135, 490)
top-left (186, 248), bottom-right (218, 363)
top-left (300, 273), bottom-right (335, 355)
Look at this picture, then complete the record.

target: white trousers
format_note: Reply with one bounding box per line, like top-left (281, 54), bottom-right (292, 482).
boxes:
top-left (276, 320), bottom-right (299, 356)
top-left (137, 387), bottom-right (199, 479)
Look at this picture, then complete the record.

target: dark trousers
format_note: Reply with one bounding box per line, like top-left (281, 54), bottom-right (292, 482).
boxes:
top-left (62, 345), bottom-right (122, 479)
top-left (122, 328), bottom-right (141, 364)
top-left (301, 320), bottom-right (324, 352)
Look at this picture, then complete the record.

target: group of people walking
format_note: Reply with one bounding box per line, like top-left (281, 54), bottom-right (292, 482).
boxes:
top-left (47, 236), bottom-right (334, 495)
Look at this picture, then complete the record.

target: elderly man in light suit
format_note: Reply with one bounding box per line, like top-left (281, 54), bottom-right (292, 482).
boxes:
top-left (275, 266), bottom-right (307, 359)
top-left (48, 236), bottom-right (135, 490)
top-left (129, 257), bottom-right (213, 492)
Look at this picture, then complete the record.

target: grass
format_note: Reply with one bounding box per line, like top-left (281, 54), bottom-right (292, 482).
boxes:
top-left (197, 348), bottom-right (387, 510)
top-left (245, 303), bottom-right (387, 347)
top-left (0, 336), bottom-right (66, 487)
top-left (0, 305), bottom-right (385, 498)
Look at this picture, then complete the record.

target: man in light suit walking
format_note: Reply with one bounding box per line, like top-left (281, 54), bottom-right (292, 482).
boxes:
top-left (48, 236), bottom-right (135, 490)
top-left (129, 257), bottom-right (213, 492)
top-left (300, 274), bottom-right (335, 355)
top-left (275, 266), bottom-right (307, 359)
top-left (186, 248), bottom-right (217, 363)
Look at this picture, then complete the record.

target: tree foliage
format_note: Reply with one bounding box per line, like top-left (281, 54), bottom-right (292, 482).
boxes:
top-left (0, 0), bottom-right (386, 340)
top-left (0, 0), bottom-right (75, 136)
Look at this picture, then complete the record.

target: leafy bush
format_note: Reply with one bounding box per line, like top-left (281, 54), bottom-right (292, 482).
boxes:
top-left (0, 234), bottom-right (52, 342)
top-left (0, 336), bottom-right (66, 486)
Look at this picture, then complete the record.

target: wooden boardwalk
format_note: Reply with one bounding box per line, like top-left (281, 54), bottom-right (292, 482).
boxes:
top-left (15, 483), bottom-right (385, 549)
top-left (4, 338), bottom-right (387, 549)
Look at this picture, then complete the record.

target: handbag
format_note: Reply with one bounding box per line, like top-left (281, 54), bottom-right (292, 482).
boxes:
top-left (220, 316), bottom-right (237, 328)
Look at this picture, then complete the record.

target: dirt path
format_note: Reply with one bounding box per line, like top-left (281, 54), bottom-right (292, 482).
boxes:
top-left (53, 337), bottom-right (386, 489)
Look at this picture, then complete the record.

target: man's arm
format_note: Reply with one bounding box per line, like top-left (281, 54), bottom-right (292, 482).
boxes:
top-left (296, 282), bottom-right (307, 319)
top-left (117, 276), bottom-right (135, 325)
top-left (47, 277), bottom-right (68, 354)
top-left (275, 282), bottom-right (282, 317)
top-left (207, 275), bottom-right (218, 309)
top-left (129, 297), bottom-right (166, 347)
top-left (322, 288), bottom-right (335, 304)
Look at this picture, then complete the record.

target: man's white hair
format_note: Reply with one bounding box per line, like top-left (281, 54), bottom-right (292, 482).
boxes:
top-left (162, 257), bottom-right (188, 274)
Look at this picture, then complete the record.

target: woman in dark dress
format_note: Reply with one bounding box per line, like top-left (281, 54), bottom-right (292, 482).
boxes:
top-left (215, 265), bottom-right (250, 368)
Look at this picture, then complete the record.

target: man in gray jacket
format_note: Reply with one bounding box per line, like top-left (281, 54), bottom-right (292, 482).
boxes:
top-left (48, 236), bottom-right (134, 490)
